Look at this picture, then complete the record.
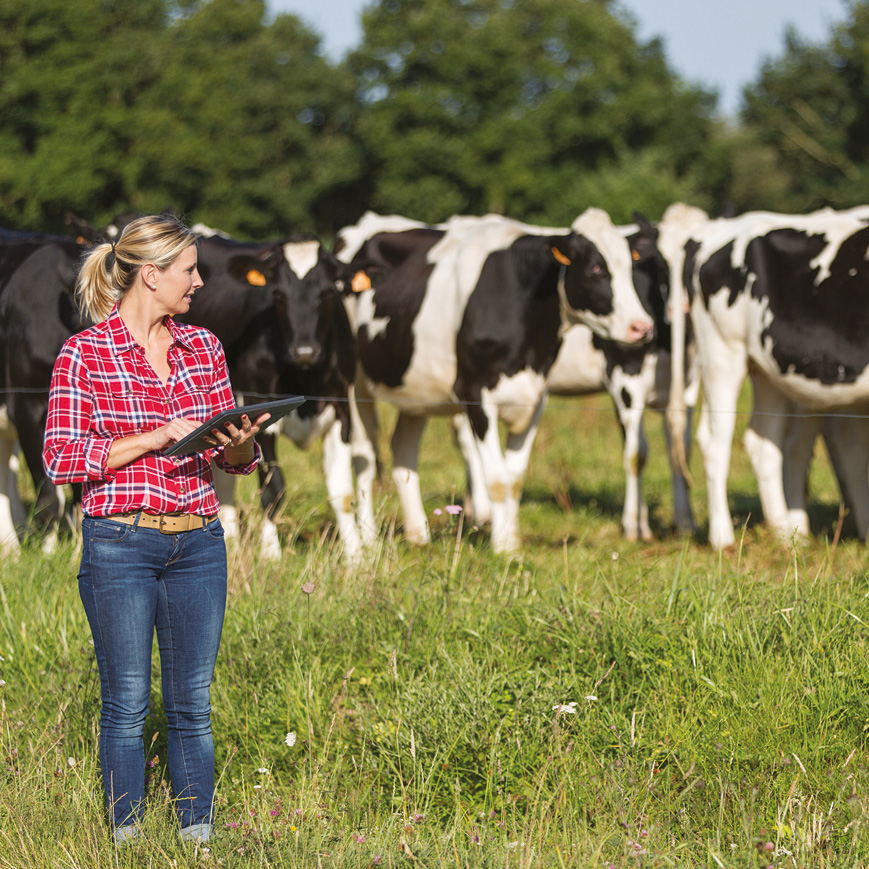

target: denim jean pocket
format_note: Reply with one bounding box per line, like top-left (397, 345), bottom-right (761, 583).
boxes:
top-left (88, 518), bottom-right (133, 542)
top-left (205, 519), bottom-right (225, 540)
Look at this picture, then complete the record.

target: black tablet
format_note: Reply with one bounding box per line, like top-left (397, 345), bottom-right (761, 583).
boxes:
top-left (164, 396), bottom-right (306, 457)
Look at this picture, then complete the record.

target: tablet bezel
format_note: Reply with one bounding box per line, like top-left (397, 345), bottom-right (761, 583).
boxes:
top-left (163, 396), bottom-right (306, 457)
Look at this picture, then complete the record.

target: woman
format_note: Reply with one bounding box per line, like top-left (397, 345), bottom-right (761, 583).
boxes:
top-left (43, 215), bottom-right (269, 845)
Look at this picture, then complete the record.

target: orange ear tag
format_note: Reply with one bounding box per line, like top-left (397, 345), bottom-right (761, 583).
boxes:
top-left (551, 247), bottom-right (571, 266)
top-left (246, 269), bottom-right (267, 286)
top-left (352, 271), bottom-right (372, 292)
top-left (632, 250), bottom-right (641, 261)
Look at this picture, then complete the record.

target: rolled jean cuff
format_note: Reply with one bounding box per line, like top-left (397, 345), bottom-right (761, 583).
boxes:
top-left (180, 822), bottom-right (212, 843)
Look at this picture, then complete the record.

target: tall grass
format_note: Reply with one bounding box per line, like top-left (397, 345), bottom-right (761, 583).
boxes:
top-left (2, 395), bottom-right (869, 866)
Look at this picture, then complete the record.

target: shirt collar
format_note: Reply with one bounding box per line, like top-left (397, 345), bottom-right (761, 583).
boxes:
top-left (105, 307), bottom-right (196, 353)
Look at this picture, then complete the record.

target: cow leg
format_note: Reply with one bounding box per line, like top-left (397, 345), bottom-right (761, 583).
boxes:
top-left (497, 396), bottom-right (548, 554)
top-left (391, 413), bottom-right (430, 545)
top-left (212, 465), bottom-right (240, 541)
top-left (452, 413), bottom-right (492, 526)
top-left (0, 430), bottom-right (20, 554)
top-left (350, 382), bottom-right (380, 544)
top-left (254, 432), bottom-right (283, 561)
top-left (782, 407), bottom-right (821, 537)
top-left (743, 374), bottom-right (797, 539)
top-left (609, 367), bottom-right (653, 542)
top-left (663, 404), bottom-right (697, 534)
top-left (695, 343), bottom-right (746, 549)
top-left (322, 417), bottom-right (364, 561)
top-left (821, 415), bottom-right (869, 539)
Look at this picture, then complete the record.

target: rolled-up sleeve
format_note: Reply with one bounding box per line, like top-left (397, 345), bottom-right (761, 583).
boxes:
top-left (42, 342), bottom-right (117, 484)
top-left (208, 339), bottom-right (261, 476)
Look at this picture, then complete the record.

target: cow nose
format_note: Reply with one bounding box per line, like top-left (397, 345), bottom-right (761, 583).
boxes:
top-left (627, 319), bottom-right (654, 344)
top-left (290, 344), bottom-right (318, 366)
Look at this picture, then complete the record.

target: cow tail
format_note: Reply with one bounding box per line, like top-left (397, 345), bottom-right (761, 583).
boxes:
top-left (666, 251), bottom-right (692, 487)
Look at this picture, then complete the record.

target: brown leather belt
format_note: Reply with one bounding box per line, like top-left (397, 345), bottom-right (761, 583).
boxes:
top-left (105, 512), bottom-right (217, 534)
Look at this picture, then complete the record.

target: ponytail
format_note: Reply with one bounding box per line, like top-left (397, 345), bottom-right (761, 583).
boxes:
top-left (76, 215), bottom-right (197, 323)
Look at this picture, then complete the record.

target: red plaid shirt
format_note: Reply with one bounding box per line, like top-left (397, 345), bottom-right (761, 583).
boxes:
top-left (43, 307), bottom-right (260, 517)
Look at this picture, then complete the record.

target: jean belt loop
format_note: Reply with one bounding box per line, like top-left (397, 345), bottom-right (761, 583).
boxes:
top-left (132, 511), bottom-right (143, 529)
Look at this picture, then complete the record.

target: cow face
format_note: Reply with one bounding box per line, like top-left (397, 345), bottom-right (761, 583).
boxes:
top-left (273, 241), bottom-right (350, 369)
top-left (556, 208), bottom-right (655, 346)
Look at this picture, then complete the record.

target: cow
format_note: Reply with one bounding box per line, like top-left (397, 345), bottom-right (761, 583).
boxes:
top-left (184, 228), bottom-right (363, 560)
top-left (2, 228), bottom-right (364, 560)
top-left (666, 207), bottom-right (869, 549)
top-left (455, 206), bottom-right (705, 541)
top-left (0, 237), bottom-right (90, 552)
top-left (335, 209), bottom-right (656, 553)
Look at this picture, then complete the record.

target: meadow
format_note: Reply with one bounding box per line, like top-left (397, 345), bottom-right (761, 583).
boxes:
top-left (2, 393), bottom-right (869, 868)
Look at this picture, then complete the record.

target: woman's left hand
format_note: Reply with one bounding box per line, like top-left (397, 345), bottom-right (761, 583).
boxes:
top-left (203, 412), bottom-right (271, 456)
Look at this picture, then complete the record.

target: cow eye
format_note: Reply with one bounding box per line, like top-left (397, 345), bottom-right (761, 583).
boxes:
top-left (591, 263), bottom-right (602, 276)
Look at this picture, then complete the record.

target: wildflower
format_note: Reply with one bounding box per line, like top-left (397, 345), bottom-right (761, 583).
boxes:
top-left (353, 834), bottom-right (365, 844)
top-left (254, 784), bottom-right (262, 790)
top-left (270, 810), bottom-right (280, 817)
top-left (584, 695), bottom-right (598, 702)
top-left (285, 732), bottom-right (297, 747)
top-left (373, 857), bottom-right (382, 866)
top-left (0, 680), bottom-right (6, 688)
top-left (67, 757), bottom-right (76, 767)
top-left (290, 825), bottom-right (297, 832)
top-left (258, 768), bottom-right (269, 774)
top-left (433, 508), bottom-right (443, 516)
top-left (506, 842), bottom-right (519, 851)
top-left (445, 504), bottom-right (462, 515)
top-left (413, 814), bottom-right (424, 824)
top-left (611, 551), bottom-right (619, 560)
top-left (552, 702), bottom-right (578, 714)
top-left (301, 581), bottom-right (315, 595)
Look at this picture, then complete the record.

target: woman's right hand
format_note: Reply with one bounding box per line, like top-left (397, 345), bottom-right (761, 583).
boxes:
top-left (107, 418), bottom-right (204, 470)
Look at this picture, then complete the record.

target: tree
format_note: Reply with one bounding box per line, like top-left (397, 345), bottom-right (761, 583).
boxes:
top-left (741, 3), bottom-right (869, 211)
top-left (345, 0), bottom-right (717, 225)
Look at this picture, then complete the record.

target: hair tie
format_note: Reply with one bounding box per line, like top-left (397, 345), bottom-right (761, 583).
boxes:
top-left (105, 240), bottom-right (116, 271)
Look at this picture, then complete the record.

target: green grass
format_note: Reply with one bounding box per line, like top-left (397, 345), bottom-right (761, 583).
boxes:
top-left (2, 394), bottom-right (869, 867)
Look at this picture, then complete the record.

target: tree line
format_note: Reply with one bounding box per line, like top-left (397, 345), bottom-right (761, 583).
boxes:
top-left (1, 0), bottom-right (866, 240)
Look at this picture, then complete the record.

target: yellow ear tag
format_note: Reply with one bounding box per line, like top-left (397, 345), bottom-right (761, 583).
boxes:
top-left (551, 247), bottom-right (571, 266)
top-left (632, 250), bottom-right (641, 261)
top-left (352, 271), bottom-right (372, 292)
top-left (246, 269), bottom-right (267, 286)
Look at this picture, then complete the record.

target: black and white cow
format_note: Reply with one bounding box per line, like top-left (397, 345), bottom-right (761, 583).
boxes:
top-left (668, 208), bottom-right (869, 549)
top-left (184, 229), bottom-right (363, 560)
top-left (336, 209), bottom-right (655, 553)
top-left (0, 237), bottom-right (89, 552)
top-left (454, 205), bottom-right (706, 541)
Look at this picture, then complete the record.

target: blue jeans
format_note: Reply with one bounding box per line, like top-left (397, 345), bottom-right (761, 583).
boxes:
top-left (78, 515), bottom-right (227, 833)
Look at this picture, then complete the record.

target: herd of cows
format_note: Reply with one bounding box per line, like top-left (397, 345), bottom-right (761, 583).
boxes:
top-left (1, 202), bottom-right (868, 560)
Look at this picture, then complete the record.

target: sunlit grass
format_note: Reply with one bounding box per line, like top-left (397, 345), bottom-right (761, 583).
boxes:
top-left (2, 389), bottom-right (869, 867)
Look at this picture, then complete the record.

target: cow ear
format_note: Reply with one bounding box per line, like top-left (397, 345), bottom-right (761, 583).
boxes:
top-left (227, 254), bottom-right (273, 287)
top-left (631, 211), bottom-right (659, 242)
top-left (550, 242), bottom-right (571, 266)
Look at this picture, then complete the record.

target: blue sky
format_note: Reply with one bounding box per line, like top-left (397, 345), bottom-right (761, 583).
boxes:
top-left (267, 0), bottom-right (844, 117)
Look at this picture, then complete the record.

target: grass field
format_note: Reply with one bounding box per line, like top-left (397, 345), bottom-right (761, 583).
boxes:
top-left (2, 393), bottom-right (869, 867)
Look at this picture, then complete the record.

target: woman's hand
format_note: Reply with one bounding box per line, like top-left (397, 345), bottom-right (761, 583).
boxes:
top-left (107, 418), bottom-right (205, 470)
top-left (203, 412), bottom-right (271, 465)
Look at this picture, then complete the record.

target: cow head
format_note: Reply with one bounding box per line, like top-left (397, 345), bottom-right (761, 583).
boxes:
top-left (553, 208), bottom-right (655, 346)
top-left (626, 212), bottom-right (670, 332)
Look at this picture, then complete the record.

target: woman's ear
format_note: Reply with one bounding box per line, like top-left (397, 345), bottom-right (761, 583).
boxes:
top-left (141, 263), bottom-right (158, 290)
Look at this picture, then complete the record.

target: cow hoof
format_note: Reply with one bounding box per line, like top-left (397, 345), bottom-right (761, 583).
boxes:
top-left (404, 527), bottom-right (431, 546)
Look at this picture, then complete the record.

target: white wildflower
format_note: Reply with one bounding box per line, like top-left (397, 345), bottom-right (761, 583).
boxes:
top-left (67, 757), bottom-right (76, 767)
top-left (257, 768), bottom-right (269, 775)
top-left (584, 695), bottom-right (598, 702)
top-left (552, 702), bottom-right (578, 714)
top-left (285, 731), bottom-right (297, 747)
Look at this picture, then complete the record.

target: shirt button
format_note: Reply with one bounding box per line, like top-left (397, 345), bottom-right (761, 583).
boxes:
top-left (179, 487), bottom-right (186, 494)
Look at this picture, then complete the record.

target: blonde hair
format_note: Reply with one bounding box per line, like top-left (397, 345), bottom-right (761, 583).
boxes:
top-left (76, 215), bottom-right (198, 323)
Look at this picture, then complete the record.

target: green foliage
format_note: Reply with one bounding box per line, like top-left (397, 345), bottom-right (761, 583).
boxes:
top-left (347, 0), bottom-right (716, 224)
top-left (740, 5), bottom-right (869, 211)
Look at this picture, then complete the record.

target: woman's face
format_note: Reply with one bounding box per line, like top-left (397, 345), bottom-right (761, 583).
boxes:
top-left (155, 245), bottom-right (203, 315)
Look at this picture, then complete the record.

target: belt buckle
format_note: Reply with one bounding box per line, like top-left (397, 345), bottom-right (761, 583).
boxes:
top-left (159, 514), bottom-right (180, 534)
